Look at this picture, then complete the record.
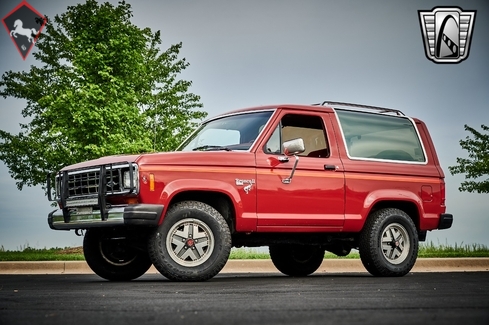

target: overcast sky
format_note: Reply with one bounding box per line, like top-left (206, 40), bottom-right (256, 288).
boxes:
top-left (0, 0), bottom-right (487, 250)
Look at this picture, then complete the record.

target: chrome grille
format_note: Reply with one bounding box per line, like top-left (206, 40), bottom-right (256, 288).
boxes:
top-left (67, 169), bottom-right (122, 196)
top-left (56, 163), bottom-right (138, 199)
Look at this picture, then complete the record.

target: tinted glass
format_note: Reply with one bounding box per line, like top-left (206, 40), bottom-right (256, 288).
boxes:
top-left (336, 110), bottom-right (426, 162)
top-left (179, 111), bottom-right (274, 151)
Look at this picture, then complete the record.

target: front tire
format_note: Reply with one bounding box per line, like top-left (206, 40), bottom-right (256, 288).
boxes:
top-left (269, 245), bottom-right (325, 277)
top-left (83, 228), bottom-right (152, 281)
top-left (148, 201), bottom-right (232, 281)
top-left (359, 208), bottom-right (418, 277)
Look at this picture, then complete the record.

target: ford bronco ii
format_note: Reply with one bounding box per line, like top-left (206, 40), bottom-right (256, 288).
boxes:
top-left (47, 101), bottom-right (453, 281)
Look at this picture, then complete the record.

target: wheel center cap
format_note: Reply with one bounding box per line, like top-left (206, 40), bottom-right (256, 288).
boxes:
top-left (186, 238), bottom-right (195, 247)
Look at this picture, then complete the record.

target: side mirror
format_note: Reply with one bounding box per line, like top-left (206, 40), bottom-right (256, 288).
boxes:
top-left (281, 138), bottom-right (305, 184)
top-left (283, 138), bottom-right (305, 156)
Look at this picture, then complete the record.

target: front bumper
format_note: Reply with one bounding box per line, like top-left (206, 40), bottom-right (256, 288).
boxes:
top-left (48, 204), bottom-right (164, 230)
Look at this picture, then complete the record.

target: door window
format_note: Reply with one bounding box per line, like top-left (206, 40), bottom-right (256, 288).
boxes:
top-left (264, 114), bottom-right (329, 158)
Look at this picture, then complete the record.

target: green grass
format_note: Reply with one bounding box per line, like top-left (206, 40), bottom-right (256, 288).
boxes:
top-left (0, 246), bottom-right (85, 261)
top-left (229, 248), bottom-right (270, 259)
top-left (417, 242), bottom-right (489, 258)
top-left (1, 242), bottom-right (488, 261)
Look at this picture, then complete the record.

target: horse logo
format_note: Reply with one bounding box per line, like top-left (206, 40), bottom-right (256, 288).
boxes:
top-left (10, 19), bottom-right (38, 43)
top-left (2, 1), bottom-right (46, 60)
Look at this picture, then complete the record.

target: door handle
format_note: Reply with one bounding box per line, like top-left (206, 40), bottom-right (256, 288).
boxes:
top-left (324, 165), bottom-right (337, 171)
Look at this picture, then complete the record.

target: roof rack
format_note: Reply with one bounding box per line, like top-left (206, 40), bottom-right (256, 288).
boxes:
top-left (314, 101), bottom-right (405, 116)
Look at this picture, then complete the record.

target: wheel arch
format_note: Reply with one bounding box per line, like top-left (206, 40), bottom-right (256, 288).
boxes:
top-left (368, 200), bottom-right (421, 232)
top-left (159, 180), bottom-right (238, 233)
top-left (170, 191), bottom-right (236, 232)
top-left (361, 190), bottom-right (424, 233)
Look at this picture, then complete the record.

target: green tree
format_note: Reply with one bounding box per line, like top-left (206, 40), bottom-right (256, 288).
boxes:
top-left (0, 0), bottom-right (206, 191)
top-left (449, 124), bottom-right (489, 193)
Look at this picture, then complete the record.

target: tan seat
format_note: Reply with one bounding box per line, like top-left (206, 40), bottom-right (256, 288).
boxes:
top-left (307, 148), bottom-right (329, 158)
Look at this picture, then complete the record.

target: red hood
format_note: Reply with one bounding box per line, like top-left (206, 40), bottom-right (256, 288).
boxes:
top-left (60, 151), bottom-right (255, 171)
top-left (60, 154), bottom-right (141, 171)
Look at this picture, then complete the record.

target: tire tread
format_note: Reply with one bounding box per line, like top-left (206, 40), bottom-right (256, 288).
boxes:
top-left (359, 208), bottom-right (418, 277)
top-left (148, 201), bottom-right (231, 282)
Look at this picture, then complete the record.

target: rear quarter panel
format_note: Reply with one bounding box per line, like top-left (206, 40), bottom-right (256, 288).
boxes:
top-left (331, 113), bottom-right (446, 232)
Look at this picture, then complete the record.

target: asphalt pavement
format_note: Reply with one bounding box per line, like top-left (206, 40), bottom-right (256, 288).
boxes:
top-left (0, 272), bottom-right (488, 325)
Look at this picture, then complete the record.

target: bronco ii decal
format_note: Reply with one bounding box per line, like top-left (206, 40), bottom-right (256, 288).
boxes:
top-left (235, 179), bottom-right (255, 194)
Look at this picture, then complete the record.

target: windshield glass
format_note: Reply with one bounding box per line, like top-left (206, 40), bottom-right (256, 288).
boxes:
top-left (178, 110), bottom-right (274, 151)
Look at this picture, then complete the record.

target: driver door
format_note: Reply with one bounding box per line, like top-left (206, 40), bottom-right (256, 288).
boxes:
top-left (255, 110), bottom-right (345, 231)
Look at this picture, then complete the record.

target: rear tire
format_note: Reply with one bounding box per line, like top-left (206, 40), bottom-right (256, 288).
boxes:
top-left (269, 245), bottom-right (324, 277)
top-left (359, 208), bottom-right (418, 277)
top-left (148, 201), bottom-right (232, 281)
top-left (83, 228), bottom-right (152, 281)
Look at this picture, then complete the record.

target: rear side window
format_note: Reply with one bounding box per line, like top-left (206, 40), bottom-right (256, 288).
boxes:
top-left (336, 110), bottom-right (426, 162)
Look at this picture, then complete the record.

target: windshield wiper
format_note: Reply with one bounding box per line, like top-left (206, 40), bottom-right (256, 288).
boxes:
top-left (192, 145), bottom-right (232, 151)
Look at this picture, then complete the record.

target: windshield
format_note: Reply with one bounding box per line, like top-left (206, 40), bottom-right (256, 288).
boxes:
top-left (178, 110), bottom-right (274, 151)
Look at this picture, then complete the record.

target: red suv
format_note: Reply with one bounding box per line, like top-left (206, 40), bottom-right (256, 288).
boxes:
top-left (48, 101), bottom-right (452, 281)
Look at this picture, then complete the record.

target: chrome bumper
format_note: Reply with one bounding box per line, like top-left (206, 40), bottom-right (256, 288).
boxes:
top-left (48, 204), bottom-right (164, 230)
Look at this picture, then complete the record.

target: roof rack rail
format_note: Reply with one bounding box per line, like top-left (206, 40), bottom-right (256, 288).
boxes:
top-left (314, 101), bottom-right (405, 116)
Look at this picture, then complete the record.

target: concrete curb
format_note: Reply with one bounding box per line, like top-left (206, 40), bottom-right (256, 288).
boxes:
top-left (1, 258), bottom-right (488, 275)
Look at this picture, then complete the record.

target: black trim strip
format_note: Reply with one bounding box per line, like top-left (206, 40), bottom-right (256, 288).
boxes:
top-left (98, 165), bottom-right (108, 221)
top-left (129, 163), bottom-right (134, 193)
top-left (61, 171), bottom-right (70, 223)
